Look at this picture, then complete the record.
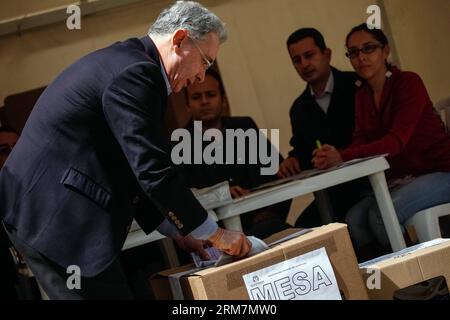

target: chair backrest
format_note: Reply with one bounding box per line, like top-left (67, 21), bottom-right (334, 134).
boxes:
top-left (435, 96), bottom-right (450, 132)
top-left (3, 87), bottom-right (46, 134)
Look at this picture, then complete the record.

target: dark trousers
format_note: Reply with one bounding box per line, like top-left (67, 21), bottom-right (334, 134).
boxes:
top-left (240, 200), bottom-right (293, 239)
top-left (5, 227), bottom-right (133, 300)
top-left (295, 178), bottom-right (369, 228)
top-left (0, 227), bottom-right (18, 300)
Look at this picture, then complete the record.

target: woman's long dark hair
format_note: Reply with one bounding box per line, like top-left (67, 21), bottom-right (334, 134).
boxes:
top-left (345, 23), bottom-right (389, 48)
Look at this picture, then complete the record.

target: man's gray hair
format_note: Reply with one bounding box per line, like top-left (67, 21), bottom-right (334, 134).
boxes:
top-left (148, 1), bottom-right (227, 43)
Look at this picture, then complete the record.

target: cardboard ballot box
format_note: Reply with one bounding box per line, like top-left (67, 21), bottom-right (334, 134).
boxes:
top-left (359, 238), bottom-right (450, 300)
top-left (150, 223), bottom-right (368, 300)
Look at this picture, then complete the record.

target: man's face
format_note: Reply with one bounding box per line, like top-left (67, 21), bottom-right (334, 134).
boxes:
top-left (168, 31), bottom-right (220, 93)
top-left (186, 74), bottom-right (224, 123)
top-left (288, 37), bottom-right (331, 84)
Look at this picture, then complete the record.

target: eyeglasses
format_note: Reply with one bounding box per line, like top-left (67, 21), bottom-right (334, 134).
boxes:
top-left (345, 43), bottom-right (384, 59)
top-left (189, 36), bottom-right (214, 70)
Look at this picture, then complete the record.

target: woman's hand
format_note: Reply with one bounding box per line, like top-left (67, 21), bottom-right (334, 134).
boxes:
top-left (311, 144), bottom-right (343, 169)
top-left (229, 185), bottom-right (250, 198)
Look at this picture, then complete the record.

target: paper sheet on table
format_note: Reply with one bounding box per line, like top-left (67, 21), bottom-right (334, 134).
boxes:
top-left (191, 181), bottom-right (233, 210)
top-left (250, 154), bottom-right (388, 192)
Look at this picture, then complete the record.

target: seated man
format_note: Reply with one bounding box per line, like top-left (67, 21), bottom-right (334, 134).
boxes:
top-left (173, 68), bottom-right (292, 239)
top-left (278, 27), bottom-right (368, 227)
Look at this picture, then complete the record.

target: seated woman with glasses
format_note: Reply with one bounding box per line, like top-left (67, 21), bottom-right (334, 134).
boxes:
top-left (311, 23), bottom-right (450, 261)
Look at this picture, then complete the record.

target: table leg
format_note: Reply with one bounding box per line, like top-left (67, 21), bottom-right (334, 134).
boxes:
top-left (313, 190), bottom-right (334, 224)
top-left (158, 238), bottom-right (180, 268)
top-left (222, 216), bottom-right (243, 231)
top-left (369, 172), bottom-right (406, 251)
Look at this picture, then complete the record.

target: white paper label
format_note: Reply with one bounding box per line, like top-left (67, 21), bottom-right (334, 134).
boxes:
top-left (243, 247), bottom-right (341, 300)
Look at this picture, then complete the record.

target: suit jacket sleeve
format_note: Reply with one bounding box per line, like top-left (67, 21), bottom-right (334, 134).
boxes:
top-left (287, 104), bottom-right (314, 169)
top-left (102, 62), bottom-right (210, 236)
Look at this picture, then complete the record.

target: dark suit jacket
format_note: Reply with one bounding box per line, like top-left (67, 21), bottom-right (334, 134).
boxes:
top-left (288, 67), bottom-right (358, 169)
top-left (175, 116), bottom-right (279, 189)
top-left (0, 36), bottom-right (208, 276)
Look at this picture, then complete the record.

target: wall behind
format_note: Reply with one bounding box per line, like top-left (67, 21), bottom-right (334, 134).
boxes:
top-left (214, 0), bottom-right (375, 156)
top-left (1, 0), bottom-right (448, 155)
top-left (0, 0), bottom-right (73, 20)
top-left (0, 0), bottom-right (171, 105)
top-left (383, 0), bottom-right (450, 104)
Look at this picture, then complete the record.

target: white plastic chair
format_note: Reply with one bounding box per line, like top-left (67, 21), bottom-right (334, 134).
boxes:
top-left (404, 97), bottom-right (450, 242)
top-left (405, 203), bottom-right (450, 242)
top-left (435, 96), bottom-right (450, 133)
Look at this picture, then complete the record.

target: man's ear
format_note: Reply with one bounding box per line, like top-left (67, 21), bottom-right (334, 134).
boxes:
top-left (324, 48), bottom-right (332, 62)
top-left (185, 89), bottom-right (191, 111)
top-left (383, 45), bottom-right (390, 59)
top-left (172, 29), bottom-right (188, 50)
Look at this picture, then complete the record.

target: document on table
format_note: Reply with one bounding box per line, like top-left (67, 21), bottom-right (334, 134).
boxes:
top-left (250, 154), bottom-right (388, 192)
top-left (191, 181), bottom-right (233, 209)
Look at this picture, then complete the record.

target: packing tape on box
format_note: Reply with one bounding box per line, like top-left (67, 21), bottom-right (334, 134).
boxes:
top-left (168, 266), bottom-right (203, 300)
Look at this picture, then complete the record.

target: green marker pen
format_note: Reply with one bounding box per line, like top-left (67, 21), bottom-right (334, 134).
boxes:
top-left (316, 140), bottom-right (322, 149)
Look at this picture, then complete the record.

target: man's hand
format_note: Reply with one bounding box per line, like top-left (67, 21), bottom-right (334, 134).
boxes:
top-left (277, 157), bottom-right (301, 178)
top-left (311, 144), bottom-right (343, 169)
top-left (174, 235), bottom-right (211, 260)
top-left (229, 186), bottom-right (250, 199)
top-left (207, 228), bottom-right (251, 258)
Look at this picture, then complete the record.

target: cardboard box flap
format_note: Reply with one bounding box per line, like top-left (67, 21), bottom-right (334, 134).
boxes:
top-left (150, 223), bottom-right (368, 300)
top-left (360, 238), bottom-right (450, 268)
top-left (263, 227), bottom-right (304, 245)
top-left (150, 263), bottom-right (197, 279)
top-left (192, 223), bottom-right (360, 298)
top-left (360, 238), bottom-right (450, 300)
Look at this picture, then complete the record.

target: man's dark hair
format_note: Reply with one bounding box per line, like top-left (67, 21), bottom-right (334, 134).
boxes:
top-left (286, 28), bottom-right (327, 51)
top-left (345, 23), bottom-right (389, 48)
top-left (185, 68), bottom-right (225, 103)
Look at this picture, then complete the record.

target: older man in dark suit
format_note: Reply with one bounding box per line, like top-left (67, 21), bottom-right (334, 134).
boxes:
top-left (0, 1), bottom-right (250, 299)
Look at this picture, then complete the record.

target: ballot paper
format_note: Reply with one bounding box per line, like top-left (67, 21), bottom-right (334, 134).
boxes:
top-left (191, 181), bottom-right (233, 210)
top-left (190, 246), bottom-right (223, 268)
top-left (190, 236), bottom-right (269, 268)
